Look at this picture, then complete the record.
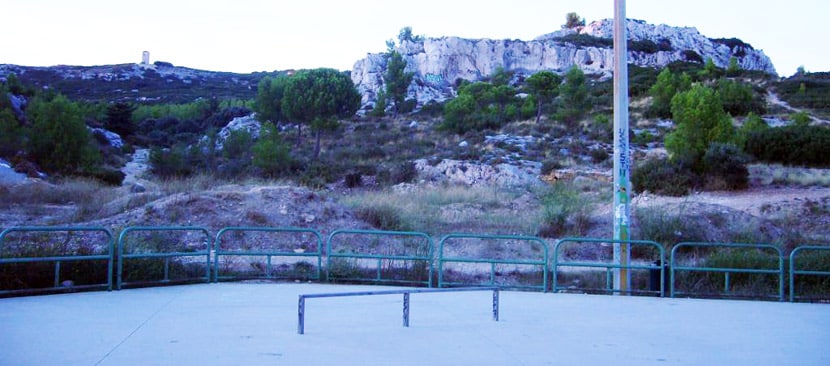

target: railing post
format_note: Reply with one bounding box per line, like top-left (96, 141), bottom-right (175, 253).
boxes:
top-left (402, 292), bottom-right (410, 327)
top-left (493, 289), bottom-right (499, 321)
top-left (298, 295), bottom-right (306, 335)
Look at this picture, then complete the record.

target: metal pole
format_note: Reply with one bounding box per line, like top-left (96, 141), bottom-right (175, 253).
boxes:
top-left (613, 0), bottom-right (631, 293)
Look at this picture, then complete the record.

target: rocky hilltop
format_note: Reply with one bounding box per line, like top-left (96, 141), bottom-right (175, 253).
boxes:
top-left (352, 19), bottom-right (777, 109)
top-left (0, 62), bottom-right (274, 104)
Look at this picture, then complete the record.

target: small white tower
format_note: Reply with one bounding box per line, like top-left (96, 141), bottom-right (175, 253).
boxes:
top-left (141, 51), bottom-right (150, 65)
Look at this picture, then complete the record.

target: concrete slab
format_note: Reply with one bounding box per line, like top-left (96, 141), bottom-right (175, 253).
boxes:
top-left (0, 283), bottom-right (828, 366)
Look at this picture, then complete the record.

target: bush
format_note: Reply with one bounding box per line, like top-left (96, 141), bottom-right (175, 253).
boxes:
top-left (744, 125), bottom-right (830, 167)
top-left (149, 146), bottom-right (192, 178)
top-left (682, 50), bottom-right (704, 63)
top-left (702, 143), bottom-right (749, 190)
top-left (554, 34), bottom-right (613, 48)
top-left (589, 148), bottom-right (609, 163)
top-left (632, 157), bottom-right (699, 196)
top-left (345, 172), bottom-right (362, 188)
top-left (354, 204), bottom-right (411, 231)
top-left (536, 182), bottom-right (590, 238)
top-left (540, 159), bottom-right (563, 176)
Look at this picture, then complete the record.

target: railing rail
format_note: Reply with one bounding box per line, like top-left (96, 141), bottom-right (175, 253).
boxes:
top-left (438, 234), bottom-right (548, 291)
top-left (670, 242), bottom-right (784, 301)
top-left (214, 227), bottom-right (323, 282)
top-left (117, 226), bottom-right (212, 289)
top-left (297, 287), bottom-right (499, 334)
top-left (789, 245), bottom-right (830, 302)
top-left (326, 229), bottom-right (433, 287)
top-left (0, 226), bottom-right (115, 295)
top-left (553, 237), bottom-right (665, 296)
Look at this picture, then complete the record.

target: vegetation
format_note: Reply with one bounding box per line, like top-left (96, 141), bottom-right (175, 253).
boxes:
top-left (563, 12), bottom-right (585, 29)
top-left (281, 68), bottom-right (361, 157)
top-left (27, 94), bottom-right (102, 175)
top-left (745, 125), bottom-right (830, 167)
top-left (384, 51), bottom-right (414, 117)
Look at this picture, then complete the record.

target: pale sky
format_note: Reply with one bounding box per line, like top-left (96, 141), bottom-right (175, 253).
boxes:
top-left (2, 0), bottom-right (827, 77)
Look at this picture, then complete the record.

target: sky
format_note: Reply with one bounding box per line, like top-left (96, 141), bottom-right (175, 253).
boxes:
top-left (2, 0), bottom-right (827, 77)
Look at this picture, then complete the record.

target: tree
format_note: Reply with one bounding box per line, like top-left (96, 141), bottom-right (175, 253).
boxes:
top-left (282, 68), bottom-right (361, 158)
top-left (736, 112), bottom-right (768, 150)
top-left (665, 84), bottom-right (735, 164)
top-left (718, 79), bottom-right (763, 116)
top-left (252, 122), bottom-right (291, 177)
top-left (525, 71), bottom-right (562, 123)
top-left (563, 12), bottom-right (585, 29)
top-left (791, 111), bottom-right (811, 126)
top-left (27, 94), bottom-right (101, 174)
top-left (557, 66), bottom-right (589, 127)
top-left (647, 68), bottom-right (691, 119)
top-left (370, 89), bottom-right (388, 117)
top-left (384, 50), bottom-right (414, 117)
top-left (397, 26), bottom-right (424, 43)
top-left (104, 101), bottom-right (136, 138)
top-left (699, 58), bottom-right (722, 80)
top-left (726, 56), bottom-right (741, 77)
top-left (254, 75), bottom-right (288, 123)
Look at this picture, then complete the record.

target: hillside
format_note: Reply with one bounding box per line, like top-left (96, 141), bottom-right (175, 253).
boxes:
top-left (1, 17), bottom-right (829, 255)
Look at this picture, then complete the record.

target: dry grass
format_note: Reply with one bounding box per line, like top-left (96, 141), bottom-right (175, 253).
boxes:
top-left (0, 178), bottom-right (122, 223)
top-left (750, 164), bottom-right (830, 187)
top-left (340, 184), bottom-right (543, 236)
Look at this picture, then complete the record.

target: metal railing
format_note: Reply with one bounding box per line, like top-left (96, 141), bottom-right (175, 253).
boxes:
top-left (552, 237), bottom-right (665, 296)
top-left (0, 227), bottom-right (114, 295)
top-left (117, 226), bottom-right (212, 289)
top-left (326, 229), bottom-right (433, 287)
top-left (789, 245), bottom-right (830, 302)
top-left (297, 287), bottom-right (499, 334)
top-left (214, 227), bottom-right (323, 282)
top-left (0, 224), bottom-right (827, 303)
top-left (670, 242), bottom-right (785, 301)
top-left (437, 234), bottom-right (548, 291)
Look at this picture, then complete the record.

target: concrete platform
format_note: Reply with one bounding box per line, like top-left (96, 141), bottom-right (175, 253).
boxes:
top-left (1, 283), bottom-right (828, 366)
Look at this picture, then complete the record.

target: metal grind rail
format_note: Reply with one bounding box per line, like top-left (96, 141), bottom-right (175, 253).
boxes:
top-left (297, 287), bottom-right (499, 334)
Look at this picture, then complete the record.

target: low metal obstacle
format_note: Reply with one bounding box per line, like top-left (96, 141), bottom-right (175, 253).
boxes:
top-left (297, 287), bottom-right (500, 335)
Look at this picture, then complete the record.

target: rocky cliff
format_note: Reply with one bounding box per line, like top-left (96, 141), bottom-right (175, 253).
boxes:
top-left (351, 19), bottom-right (777, 110)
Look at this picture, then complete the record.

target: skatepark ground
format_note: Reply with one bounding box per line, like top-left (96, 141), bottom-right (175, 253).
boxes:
top-left (1, 282), bottom-right (828, 366)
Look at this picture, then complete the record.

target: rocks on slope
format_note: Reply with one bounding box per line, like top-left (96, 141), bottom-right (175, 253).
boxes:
top-left (351, 19), bottom-right (777, 110)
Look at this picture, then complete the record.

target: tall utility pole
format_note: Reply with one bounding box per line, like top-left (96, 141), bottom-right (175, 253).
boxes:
top-left (613, 0), bottom-right (631, 293)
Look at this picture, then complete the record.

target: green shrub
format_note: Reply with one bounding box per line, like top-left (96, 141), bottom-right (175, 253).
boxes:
top-left (536, 182), bottom-right (590, 238)
top-left (632, 157), bottom-right (699, 196)
top-left (589, 148), bottom-right (609, 163)
top-left (354, 204), bottom-right (411, 231)
top-left (345, 172), bottom-right (362, 188)
top-left (540, 159), bottom-right (563, 175)
top-left (634, 206), bottom-right (710, 249)
top-left (702, 143), bottom-right (749, 190)
top-left (252, 123), bottom-right (291, 177)
top-left (744, 125), bottom-right (830, 167)
top-left (554, 34), bottom-right (613, 48)
top-left (149, 145), bottom-right (192, 177)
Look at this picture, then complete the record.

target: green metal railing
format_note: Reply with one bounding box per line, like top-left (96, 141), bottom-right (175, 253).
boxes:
top-left (326, 229), bottom-right (433, 287)
top-left (214, 227), bottom-right (323, 282)
top-left (438, 234), bottom-right (548, 291)
top-left (117, 226), bottom-right (212, 289)
top-left (552, 237), bottom-right (664, 296)
top-left (671, 242), bottom-right (785, 301)
top-left (0, 227), bottom-right (115, 295)
top-left (789, 245), bottom-right (830, 302)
